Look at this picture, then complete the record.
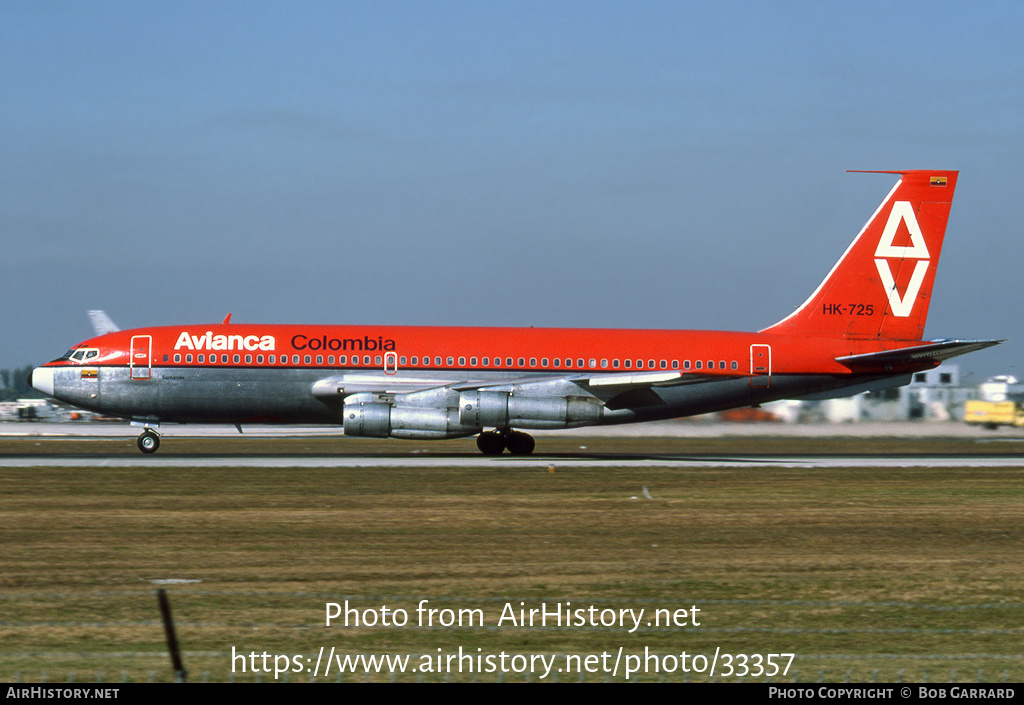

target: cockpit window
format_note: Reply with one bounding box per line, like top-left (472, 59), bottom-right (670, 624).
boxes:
top-left (68, 348), bottom-right (100, 363)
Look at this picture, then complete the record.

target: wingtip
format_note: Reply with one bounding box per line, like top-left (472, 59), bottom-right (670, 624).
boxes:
top-left (86, 310), bottom-right (120, 335)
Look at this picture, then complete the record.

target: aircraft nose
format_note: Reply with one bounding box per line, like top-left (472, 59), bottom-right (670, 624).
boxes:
top-left (30, 367), bottom-right (55, 396)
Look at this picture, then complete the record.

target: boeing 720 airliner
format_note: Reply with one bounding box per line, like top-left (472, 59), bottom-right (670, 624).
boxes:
top-left (30, 171), bottom-right (999, 454)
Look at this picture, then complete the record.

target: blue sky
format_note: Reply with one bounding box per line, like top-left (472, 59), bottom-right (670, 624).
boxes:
top-left (2, 1), bottom-right (1021, 382)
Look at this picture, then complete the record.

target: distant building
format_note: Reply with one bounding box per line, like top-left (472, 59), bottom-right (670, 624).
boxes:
top-left (977, 375), bottom-right (1024, 403)
top-left (0, 399), bottom-right (54, 420)
top-left (804, 364), bottom-right (974, 422)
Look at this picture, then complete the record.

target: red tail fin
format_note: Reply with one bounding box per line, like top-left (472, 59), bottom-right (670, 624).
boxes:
top-left (762, 170), bottom-right (958, 341)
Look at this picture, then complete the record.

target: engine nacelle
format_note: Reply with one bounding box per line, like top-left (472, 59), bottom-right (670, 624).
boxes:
top-left (342, 396), bottom-right (476, 440)
top-left (458, 390), bottom-right (602, 429)
top-left (342, 399), bottom-right (392, 438)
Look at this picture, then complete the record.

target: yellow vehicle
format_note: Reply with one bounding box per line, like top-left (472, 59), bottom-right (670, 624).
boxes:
top-left (964, 400), bottom-right (1024, 429)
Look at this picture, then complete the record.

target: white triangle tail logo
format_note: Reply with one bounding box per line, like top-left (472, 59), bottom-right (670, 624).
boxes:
top-left (873, 201), bottom-right (930, 318)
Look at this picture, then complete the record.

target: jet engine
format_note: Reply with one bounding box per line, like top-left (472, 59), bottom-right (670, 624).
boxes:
top-left (342, 390), bottom-right (605, 440)
top-left (457, 390), bottom-right (602, 429)
top-left (342, 395), bottom-right (476, 440)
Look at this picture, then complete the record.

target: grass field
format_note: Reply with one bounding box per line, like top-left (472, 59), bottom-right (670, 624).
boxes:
top-left (1, 435), bottom-right (1022, 682)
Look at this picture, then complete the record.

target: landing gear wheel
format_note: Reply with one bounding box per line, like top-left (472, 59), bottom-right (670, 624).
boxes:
top-left (476, 431), bottom-right (505, 456)
top-left (505, 430), bottom-right (535, 456)
top-left (137, 430), bottom-right (160, 454)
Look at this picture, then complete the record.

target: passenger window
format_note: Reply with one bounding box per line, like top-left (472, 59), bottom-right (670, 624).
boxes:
top-left (601, 359), bottom-right (608, 368)
top-left (624, 359), bottom-right (631, 369)
top-left (529, 358), bottom-right (536, 367)
top-left (696, 360), bottom-right (702, 370)
top-left (447, 356), bottom-right (454, 366)
top-left (174, 354), bottom-right (181, 363)
top-left (542, 358), bottom-right (549, 367)
top-left (459, 357), bottom-right (466, 366)
top-left (731, 361), bottom-right (738, 370)
top-left (660, 360), bottom-right (667, 369)
top-left (506, 358), bottom-right (513, 367)
top-left (246, 354), bottom-right (253, 364)
top-left (375, 355), bottom-right (382, 365)
top-left (482, 357), bottom-right (489, 366)
top-left (435, 356), bottom-right (442, 366)
top-left (577, 359), bottom-right (585, 368)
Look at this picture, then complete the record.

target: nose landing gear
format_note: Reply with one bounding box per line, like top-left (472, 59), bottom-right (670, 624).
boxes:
top-left (137, 429), bottom-right (161, 454)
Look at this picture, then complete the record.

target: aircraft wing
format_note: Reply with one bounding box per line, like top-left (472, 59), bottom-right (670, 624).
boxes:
top-left (310, 369), bottom-right (730, 411)
top-left (310, 371), bottom-right (583, 397)
top-left (836, 339), bottom-right (1003, 369)
top-left (310, 373), bottom-right (463, 397)
top-left (573, 370), bottom-right (739, 410)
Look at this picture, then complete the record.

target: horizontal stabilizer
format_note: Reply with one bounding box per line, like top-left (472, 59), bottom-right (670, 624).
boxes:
top-left (836, 339), bottom-right (1003, 368)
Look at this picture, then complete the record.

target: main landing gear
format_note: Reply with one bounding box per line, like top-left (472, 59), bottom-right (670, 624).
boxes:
top-left (137, 429), bottom-right (161, 454)
top-left (476, 430), bottom-right (535, 456)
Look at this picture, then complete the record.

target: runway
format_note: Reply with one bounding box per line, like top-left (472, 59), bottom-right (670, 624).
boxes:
top-left (3, 454), bottom-right (1023, 468)
top-left (2, 420), bottom-right (1022, 468)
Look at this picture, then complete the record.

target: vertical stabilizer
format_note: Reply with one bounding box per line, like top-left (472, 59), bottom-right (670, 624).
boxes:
top-left (761, 170), bottom-right (957, 341)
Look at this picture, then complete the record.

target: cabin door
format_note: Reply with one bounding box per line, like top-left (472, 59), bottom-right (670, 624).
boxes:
top-left (130, 335), bottom-right (152, 380)
top-left (750, 344), bottom-right (771, 388)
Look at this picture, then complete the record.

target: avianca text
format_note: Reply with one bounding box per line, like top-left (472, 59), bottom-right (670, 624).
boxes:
top-left (174, 331), bottom-right (276, 352)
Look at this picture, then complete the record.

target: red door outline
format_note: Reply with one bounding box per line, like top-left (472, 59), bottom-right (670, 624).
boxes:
top-left (130, 335), bottom-right (152, 380)
top-left (750, 344), bottom-right (771, 388)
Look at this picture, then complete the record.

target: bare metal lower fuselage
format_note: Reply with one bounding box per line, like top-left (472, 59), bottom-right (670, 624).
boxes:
top-left (45, 364), bottom-right (909, 436)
